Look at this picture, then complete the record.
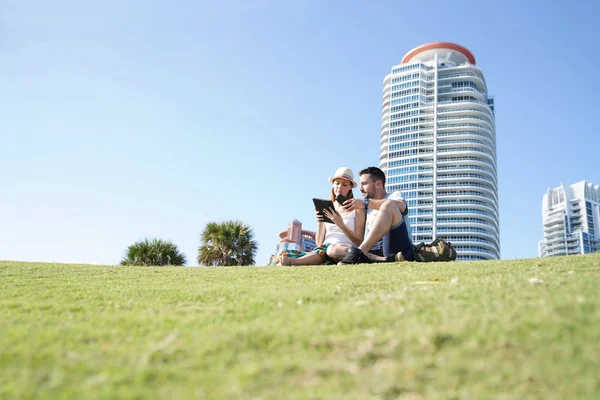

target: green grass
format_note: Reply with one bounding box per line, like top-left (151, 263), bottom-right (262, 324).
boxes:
top-left (1, 254), bottom-right (599, 399)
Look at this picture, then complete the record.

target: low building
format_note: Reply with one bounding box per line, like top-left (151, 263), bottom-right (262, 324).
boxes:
top-left (539, 181), bottom-right (600, 257)
top-left (269, 220), bottom-right (316, 264)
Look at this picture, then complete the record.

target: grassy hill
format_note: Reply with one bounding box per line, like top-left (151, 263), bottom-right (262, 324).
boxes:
top-left (1, 254), bottom-right (599, 399)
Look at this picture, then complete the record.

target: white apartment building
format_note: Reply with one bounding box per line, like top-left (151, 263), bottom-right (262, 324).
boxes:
top-left (539, 181), bottom-right (600, 257)
top-left (381, 42), bottom-right (499, 261)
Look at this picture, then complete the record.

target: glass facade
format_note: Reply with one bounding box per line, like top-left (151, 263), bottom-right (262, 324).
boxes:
top-left (381, 44), bottom-right (500, 261)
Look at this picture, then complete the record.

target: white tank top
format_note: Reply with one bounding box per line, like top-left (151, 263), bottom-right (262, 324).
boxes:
top-left (324, 210), bottom-right (356, 245)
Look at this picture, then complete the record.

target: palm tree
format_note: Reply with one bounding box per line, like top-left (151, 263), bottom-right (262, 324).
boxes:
top-left (121, 238), bottom-right (186, 266)
top-left (197, 220), bottom-right (258, 266)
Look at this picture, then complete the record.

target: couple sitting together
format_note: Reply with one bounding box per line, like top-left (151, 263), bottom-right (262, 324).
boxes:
top-left (280, 166), bottom-right (414, 266)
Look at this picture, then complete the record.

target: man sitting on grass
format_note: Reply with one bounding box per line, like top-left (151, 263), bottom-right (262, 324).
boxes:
top-left (331, 166), bottom-right (414, 264)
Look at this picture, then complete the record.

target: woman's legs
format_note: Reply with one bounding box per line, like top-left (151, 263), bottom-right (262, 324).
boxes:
top-left (326, 244), bottom-right (351, 263)
top-left (280, 252), bottom-right (324, 266)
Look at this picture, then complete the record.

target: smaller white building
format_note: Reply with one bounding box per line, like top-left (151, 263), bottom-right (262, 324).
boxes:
top-left (539, 181), bottom-right (600, 257)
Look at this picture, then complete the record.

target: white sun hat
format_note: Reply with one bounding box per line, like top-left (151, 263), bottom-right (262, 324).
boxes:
top-left (328, 167), bottom-right (358, 188)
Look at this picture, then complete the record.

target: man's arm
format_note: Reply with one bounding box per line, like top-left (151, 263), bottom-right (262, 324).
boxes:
top-left (345, 196), bottom-right (407, 214)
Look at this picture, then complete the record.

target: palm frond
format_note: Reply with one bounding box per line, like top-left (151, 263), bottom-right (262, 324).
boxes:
top-left (197, 220), bottom-right (258, 266)
top-left (121, 238), bottom-right (186, 266)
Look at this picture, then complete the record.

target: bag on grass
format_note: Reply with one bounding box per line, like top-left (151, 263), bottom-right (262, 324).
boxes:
top-left (413, 238), bottom-right (457, 262)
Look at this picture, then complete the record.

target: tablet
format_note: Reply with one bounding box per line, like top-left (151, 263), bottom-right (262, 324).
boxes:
top-left (312, 198), bottom-right (336, 224)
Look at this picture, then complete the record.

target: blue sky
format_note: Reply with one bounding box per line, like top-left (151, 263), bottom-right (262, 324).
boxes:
top-left (1, 0), bottom-right (598, 266)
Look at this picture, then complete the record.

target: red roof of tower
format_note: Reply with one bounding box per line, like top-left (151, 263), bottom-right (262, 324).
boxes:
top-left (401, 42), bottom-right (476, 65)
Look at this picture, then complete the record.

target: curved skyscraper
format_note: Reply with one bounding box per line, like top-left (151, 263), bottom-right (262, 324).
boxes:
top-left (381, 42), bottom-right (500, 261)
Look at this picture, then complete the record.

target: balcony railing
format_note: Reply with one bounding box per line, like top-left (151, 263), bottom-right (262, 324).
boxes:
top-left (438, 87), bottom-right (487, 97)
top-left (438, 98), bottom-right (492, 109)
top-left (438, 72), bottom-right (484, 80)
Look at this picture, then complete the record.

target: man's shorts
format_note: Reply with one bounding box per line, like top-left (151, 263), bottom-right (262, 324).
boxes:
top-left (368, 248), bottom-right (384, 257)
top-left (312, 243), bottom-right (336, 265)
top-left (383, 221), bottom-right (414, 261)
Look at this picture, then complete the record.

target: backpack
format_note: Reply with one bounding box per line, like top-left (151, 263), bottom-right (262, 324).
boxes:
top-left (413, 238), bottom-right (457, 262)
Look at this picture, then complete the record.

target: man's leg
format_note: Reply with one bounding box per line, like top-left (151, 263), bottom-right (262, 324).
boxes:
top-left (365, 221), bottom-right (414, 263)
top-left (358, 200), bottom-right (403, 254)
top-left (382, 220), bottom-right (414, 261)
top-left (339, 202), bottom-right (405, 265)
top-left (340, 246), bottom-right (408, 264)
top-left (371, 251), bottom-right (406, 262)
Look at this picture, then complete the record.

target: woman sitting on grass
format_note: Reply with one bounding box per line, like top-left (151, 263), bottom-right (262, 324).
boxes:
top-left (280, 167), bottom-right (366, 266)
